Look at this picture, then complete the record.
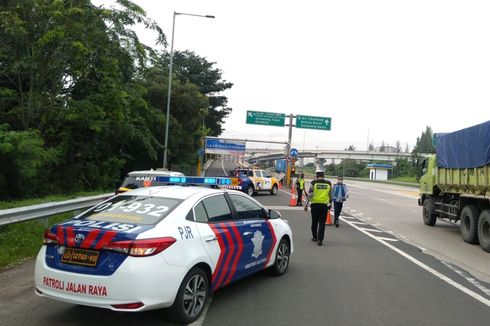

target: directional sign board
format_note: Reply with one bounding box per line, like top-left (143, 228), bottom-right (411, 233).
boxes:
top-left (296, 115), bottom-right (331, 130)
top-left (205, 138), bottom-right (246, 156)
top-left (290, 148), bottom-right (299, 158)
top-left (246, 110), bottom-right (286, 127)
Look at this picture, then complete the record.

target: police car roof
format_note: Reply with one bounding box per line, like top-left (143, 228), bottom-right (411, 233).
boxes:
top-left (127, 170), bottom-right (185, 177)
top-left (119, 185), bottom-right (225, 200)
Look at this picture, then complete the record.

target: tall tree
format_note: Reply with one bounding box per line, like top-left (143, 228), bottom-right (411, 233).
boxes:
top-left (413, 126), bottom-right (434, 154)
top-left (169, 50), bottom-right (233, 136)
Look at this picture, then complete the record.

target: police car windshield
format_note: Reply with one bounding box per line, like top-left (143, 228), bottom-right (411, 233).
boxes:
top-left (80, 196), bottom-right (182, 225)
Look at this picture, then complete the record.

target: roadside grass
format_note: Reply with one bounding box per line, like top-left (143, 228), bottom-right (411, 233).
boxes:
top-left (390, 176), bottom-right (417, 183)
top-left (0, 213), bottom-right (73, 270)
top-left (0, 190), bottom-right (111, 270)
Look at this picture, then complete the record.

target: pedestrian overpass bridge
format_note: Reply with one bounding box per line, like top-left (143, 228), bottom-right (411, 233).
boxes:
top-left (245, 148), bottom-right (417, 162)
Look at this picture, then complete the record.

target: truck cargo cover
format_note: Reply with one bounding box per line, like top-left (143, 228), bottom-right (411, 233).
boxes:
top-left (436, 120), bottom-right (490, 168)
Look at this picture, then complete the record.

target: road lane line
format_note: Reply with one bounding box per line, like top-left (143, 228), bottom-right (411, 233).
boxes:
top-left (376, 236), bottom-right (398, 242)
top-left (342, 217), bottom-right (490, 308)
top-left (349, 221), bottom-right (368, 225)
top-left (442, 262), bottom-right (490, 298)
top-left (359, 228), bottom-right (390, 233)
top-left (221, 160), bottom-right (227, 176)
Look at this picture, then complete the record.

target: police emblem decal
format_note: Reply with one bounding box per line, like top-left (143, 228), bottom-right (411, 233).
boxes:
top-left (74, 233), bottom-right (85, 244)
top-left (251, 230), bottom-right (265, 258)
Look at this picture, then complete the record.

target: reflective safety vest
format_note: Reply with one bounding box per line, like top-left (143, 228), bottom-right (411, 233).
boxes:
top-left (311, 180), bottom-right (331, 204)
top-left (298, 179), bottom-right (305, 190)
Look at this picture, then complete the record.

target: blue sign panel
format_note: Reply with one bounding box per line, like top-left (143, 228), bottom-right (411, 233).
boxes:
top-left (290, 148), bottom-right (299, 158)
top-left (205, 138), bottom-right (246, 155)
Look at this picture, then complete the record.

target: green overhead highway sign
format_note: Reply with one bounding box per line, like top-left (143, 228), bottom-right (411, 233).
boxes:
top-left (246, 110), bottom-right (286, 127)
top-left (296, 115), bottom-right (331, 130)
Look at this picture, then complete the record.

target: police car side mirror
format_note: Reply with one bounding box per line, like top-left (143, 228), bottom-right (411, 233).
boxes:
top-left (268, 210), bottom-right (281, 219)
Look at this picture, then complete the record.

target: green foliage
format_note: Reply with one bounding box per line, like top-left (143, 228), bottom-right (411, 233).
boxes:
top-left (392, 157), bottom-right (416, 178)
top-left (0, 1), bottom-right (232, 200)
top-left (166, 50), bottom-right (233, 136)
top-left (413, 126), bottom-right (434, 154)
top-left (0, 125), bottom-right (58, 198)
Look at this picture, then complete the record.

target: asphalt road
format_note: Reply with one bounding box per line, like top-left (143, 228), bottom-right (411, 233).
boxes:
top-left (1, 167), bottom-right (489, 325)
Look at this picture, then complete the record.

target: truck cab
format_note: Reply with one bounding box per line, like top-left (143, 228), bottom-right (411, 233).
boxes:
top-left (418, 154), bottom-right (436, 203)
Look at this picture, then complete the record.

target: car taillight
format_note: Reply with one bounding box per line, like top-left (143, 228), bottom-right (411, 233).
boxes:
top-left (43, 230), bottom-right (58, 245)
top-left (103, 237), bottom-right (176, 257)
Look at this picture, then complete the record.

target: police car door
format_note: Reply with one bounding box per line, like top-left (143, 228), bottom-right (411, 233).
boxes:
top-left (191, 194), bottom-right (239, 291)
top-left (260, 170), bottom-right (273, 190)
top-left (227, 193), bottom-right (276, 280)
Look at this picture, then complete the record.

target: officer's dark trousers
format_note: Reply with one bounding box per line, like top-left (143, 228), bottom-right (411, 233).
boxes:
top-left (296, 189), bottom-right (303, 206)
top-left (334, 201), bottom-right (343, 224)
top-left (311, 204), bottom-right (328, 242)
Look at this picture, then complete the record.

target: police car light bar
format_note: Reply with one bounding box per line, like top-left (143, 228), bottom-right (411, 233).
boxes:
top-left (155, 176), bottom-right (232, 186)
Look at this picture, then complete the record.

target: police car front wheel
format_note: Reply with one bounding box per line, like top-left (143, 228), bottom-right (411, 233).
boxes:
top-left (168, 267), bottom-right (210, 324)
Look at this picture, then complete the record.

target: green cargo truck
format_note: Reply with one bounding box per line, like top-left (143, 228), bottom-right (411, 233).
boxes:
top-left (418, 121), bottom-right (490, 253)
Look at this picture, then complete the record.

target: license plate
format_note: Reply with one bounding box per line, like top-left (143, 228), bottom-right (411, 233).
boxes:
top-left (61, 248), bottom-right (99, 267)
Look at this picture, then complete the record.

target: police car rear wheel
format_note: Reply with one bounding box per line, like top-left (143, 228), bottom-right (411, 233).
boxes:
top-left (169, 267), bottom-right (209, 324)
top-left (269, 238), bottom-right (290, 276)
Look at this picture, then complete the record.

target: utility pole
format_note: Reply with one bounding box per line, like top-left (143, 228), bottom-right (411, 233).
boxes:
top-left (285, 113), bottom-right (294, 187)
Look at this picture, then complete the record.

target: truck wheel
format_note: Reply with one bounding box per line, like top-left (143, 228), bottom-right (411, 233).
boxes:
top-left (477, 210), bottom-right (490, 252)
top-left (460, 205), bottom-right (480, 244)
top-left (270, 184), bottom-right (278, 195)
top-left (247, 185), bottom-right (254, 197)
top-left (423, 197), bottom-right (437, 226)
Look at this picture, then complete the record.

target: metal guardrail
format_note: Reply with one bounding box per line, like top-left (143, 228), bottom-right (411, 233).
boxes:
top-left (0, 193), bottom-right (113, 227)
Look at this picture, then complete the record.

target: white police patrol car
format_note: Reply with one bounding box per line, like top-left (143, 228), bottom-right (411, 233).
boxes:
top-left (34, 176), bottom-right (293, 324)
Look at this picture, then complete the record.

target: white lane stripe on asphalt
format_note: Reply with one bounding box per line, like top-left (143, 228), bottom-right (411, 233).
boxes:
top-left (221, 160), bottom-right (227, 176)
top-left (341, 217), bottom-right (490, 308)
top-left (359, 228), bottom-right (390, 233)
top-left (375, 236), bottom-right (398, 242)
top-left (348, 221), bottom-right (368, 225)
top-left (442, 262), bottom-right (490, 298)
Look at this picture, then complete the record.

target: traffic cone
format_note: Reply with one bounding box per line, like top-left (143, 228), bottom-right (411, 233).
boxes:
top-left (289, 187), bottom-right (297, 206)
top-left (278, 181), bottom-right (283, 190)
top-left (325, 209), bottom-right (333, 225)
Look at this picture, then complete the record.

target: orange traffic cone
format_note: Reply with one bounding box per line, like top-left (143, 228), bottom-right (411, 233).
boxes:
top-left (278, 181), bottom-right (283, 190)
top-left (289, 187), bottom-right (297, 206)
top-left (325, 209), bottom-right (333, 225)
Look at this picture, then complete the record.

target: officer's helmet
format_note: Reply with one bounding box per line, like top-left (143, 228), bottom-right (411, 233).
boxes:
top-left (315, 169), bottom-right (324, 177)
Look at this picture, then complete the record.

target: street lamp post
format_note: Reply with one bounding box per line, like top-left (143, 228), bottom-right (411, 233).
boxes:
top-left (163, 11), bottom-right (215, 170)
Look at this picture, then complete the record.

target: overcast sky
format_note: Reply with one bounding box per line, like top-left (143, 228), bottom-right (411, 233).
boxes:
top-left (100, 0), bottom-right (490, 151)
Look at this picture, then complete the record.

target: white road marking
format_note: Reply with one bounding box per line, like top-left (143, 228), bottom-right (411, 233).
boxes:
top-left (349, 221), bottom-right (368, 225)
top-left (376, 236), bottom-right (398, 242)
top-left (221, 160), bottom-right (227, 176)
top-left (359, 228), bottom-right (391, 233)
top-left (342, 218), bottom-right (490, 308)
top-left (279, 188), bottom-right (293, 196)
top-left (442, 262), bottom-right (490, 298)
